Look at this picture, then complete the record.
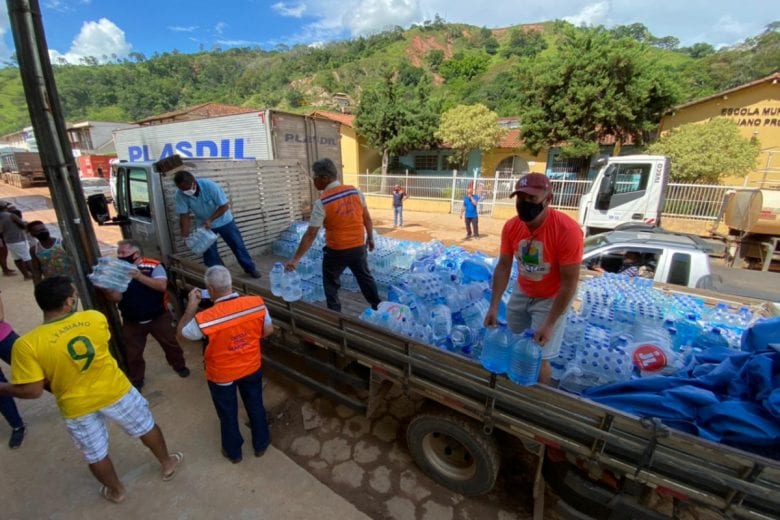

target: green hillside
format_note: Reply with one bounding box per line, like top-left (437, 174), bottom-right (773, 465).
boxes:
top-left (0, 19), bottom-right (777, 136)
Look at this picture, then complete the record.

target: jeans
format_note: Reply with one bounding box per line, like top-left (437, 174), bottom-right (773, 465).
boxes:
top-left (122, 313), bottom-right (187, 386)
top-left (322, 245), bottom-right (381, 313)
top-left (203, 219), bottom-right (257, 274)
top-left (393, 206), bottom-right (403, 226)
top-left (465, 217), bottom-right (479, 237)
top-left (207, 368), bottom-right (270, 460)
top-left (0, 331), bottom-right (23, 429)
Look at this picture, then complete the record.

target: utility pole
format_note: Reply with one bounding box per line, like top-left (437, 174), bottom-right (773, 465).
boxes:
top-left (6, 0), bottom-right (126, 366)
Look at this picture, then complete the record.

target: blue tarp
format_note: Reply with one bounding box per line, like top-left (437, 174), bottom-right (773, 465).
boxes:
top-left (583, 344), bottom-right (780, 458)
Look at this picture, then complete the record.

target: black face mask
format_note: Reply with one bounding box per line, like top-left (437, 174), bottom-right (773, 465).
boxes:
top-left (118, 254), bottom-right (137, 264)
top-left (33, 232), bottom-right (51, 242)
top-left (517, 199), bottom-right (545, 222)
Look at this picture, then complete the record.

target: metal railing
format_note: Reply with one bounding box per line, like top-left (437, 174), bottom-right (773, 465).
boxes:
top-left (354, 172), bottom-right (746, 222)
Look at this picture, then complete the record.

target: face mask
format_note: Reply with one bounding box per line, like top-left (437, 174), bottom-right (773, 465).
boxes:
top-left (33, 232), bottom-right (50, 241)
top-left (118, 254), bottom-right (136, 264)
top-left (517, 199), bottom-right (545, 222)
top-left (183, 188), bottom-right (197, 196)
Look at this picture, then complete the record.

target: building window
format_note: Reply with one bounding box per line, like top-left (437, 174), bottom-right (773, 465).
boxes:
top-left (495, 155), bottom-right (529, 178)
top-left (414, 154), bottom-right (438, 170)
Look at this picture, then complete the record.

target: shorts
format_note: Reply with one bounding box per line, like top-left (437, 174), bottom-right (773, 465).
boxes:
top-left (506, 290), bottom-right (566, 360)
top-left (6, 241), bottom-right (30, 261)
top-left (64, 387), bottom-right (155, 464)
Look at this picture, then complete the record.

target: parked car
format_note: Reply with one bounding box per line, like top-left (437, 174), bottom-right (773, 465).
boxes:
top-left (79, 177), bottom-right (112, 202)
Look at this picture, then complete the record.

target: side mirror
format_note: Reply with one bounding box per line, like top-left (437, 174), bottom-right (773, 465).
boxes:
top-left (87, 194), bottom-right (110, 225)
top-left (590, 154), bottom-right (609, 169)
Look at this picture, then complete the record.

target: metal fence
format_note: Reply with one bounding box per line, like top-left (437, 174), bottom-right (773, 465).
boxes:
top-left (355, 172), bottom-right (743, 222)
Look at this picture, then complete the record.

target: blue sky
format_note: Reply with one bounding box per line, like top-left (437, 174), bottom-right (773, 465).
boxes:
top-left (0, 0), bottom-right (777, 64)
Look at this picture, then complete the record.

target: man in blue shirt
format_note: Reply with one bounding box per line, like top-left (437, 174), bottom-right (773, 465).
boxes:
top-left (460, 187), bottom-right (480, 240)
top-left (174, 171), bottom-right (260, 278)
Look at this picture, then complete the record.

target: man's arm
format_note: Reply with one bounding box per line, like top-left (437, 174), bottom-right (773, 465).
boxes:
top-left (0, 380), bottom-right (45, 399)
top-left (179, 214), bottom-right (192, 238)
top-left (536, 263), bottom-right (580, 345)
top-left (362, 206), bottom-right (375, 252)
top-left (176, 287), bottom-right (203, 346)
top-left (484, 253), bottom-right (513, 327)
top-left (129, 265), bottom-right (167, 293)
top-left (29, 247), bottom-right (42, 285)
top-left (204, 203), bottom-right (230, 229)
top-left (286, 226), bottom-right (320, 270)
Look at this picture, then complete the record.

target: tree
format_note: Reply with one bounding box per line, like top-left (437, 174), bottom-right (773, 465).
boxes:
top-left (435, 104), bottom-right (506, 169)
top-left (501, 28), bottom-right (547, 59)
top-left (647, 118), bottom-right (760, 183)
top-left (425, 49), bottom-right (444, 71)
top-left (516, 26), bottom-right (679, 159)
top-left (680, 42), bottom-right (715, 59)
top-left (439, 51), bottom-right (490, 81)
top-left (355, 73), bottom-right (440, 175)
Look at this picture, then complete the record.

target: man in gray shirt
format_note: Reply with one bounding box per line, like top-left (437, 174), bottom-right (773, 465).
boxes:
top-left (0, 202), bottom-right (32, 280)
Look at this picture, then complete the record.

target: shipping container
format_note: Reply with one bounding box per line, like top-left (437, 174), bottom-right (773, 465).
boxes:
top-left (77, 154), bottom-right (113, 178)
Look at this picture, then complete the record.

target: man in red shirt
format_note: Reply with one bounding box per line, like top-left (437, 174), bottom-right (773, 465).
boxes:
top-left (484, 173), bottom-right (583, 384)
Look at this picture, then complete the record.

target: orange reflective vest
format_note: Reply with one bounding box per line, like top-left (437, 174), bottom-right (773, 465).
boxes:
top-left (195, 295), bottom-right (266, 383)
top-left (321, 184), bottom-right (365, 250)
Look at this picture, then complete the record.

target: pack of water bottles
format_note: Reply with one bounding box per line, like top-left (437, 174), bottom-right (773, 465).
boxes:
top-left (553, 272), bottom-right (764, 394)
top-left (185, 227), bottom-right (218, 255)
top-left (88, 256), bottom-right (138, 292)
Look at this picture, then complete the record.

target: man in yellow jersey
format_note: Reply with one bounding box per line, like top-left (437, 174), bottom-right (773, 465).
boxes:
top-left (286, 158), bottom-right (381, 312)
top-left (0, 276), bottom-right (183, 504)
top-left (177, 265), bottom-right (273, 463)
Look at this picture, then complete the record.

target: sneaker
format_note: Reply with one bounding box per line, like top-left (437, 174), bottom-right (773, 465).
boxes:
top-left (254, 448), bottom-right (267, 458)
top-left (464, 235), bottom-right (473, 240)
top-left (176, 367), bottom-right (191, 378)
top-left (9, 426), bottom-right (25, 449)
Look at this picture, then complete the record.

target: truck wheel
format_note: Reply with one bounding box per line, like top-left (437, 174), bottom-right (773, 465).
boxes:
top-left (406, 411), bottom-right (500, 496)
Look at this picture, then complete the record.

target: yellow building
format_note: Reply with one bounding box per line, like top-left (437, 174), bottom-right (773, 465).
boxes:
top-left (659, 72), bottom-right (780, 187)
top-left (310, 111), bottom-right (381, 185)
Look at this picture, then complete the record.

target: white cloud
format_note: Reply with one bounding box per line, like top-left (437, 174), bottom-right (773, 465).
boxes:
top-left (48, 18), bottom-right (131, 64)
top-left (215, 21), bottom-right (228, 35)
top-left (563, 1), bottom-right (611, 26)
top-left (714, 15), bottom-right (748, 36)
top-left (168, 25), bottom-right (199, 33)
top-left (272, 2), bottom-right (307, 18)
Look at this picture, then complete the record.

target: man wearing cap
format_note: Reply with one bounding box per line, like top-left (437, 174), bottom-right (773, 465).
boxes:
top-left (285, 158), bottom-right (381, 313)
top-left (484, 173), bottom-right (583, 385)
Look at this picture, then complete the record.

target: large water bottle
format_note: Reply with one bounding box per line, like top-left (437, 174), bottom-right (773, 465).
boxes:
top-left (281, 270), bottom-right (303, 302)
top-left (270, 263), bottom-right (284, 297)
top-left (673, 314), bottom-right (702, 351)
top-left (430, 304), bottom-right (452, 345)
top-left (450, 325), bottom-right (476, 354)
top-left (508, 329), bottom-right (542, 386)
top-left (460, 299), bottom-right (489, 330)
top-left (460, 256), bottom-right (493, 283)
top-left (691, 327), bottom-right (730, 351)
top-left (479, 326), bottom-right (511, 374)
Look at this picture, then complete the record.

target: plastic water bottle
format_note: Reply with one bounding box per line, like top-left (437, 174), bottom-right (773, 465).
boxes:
top-left (430, 304), bottom-right (452, 345)
top-left (270, 263), bottom-right (284, 297)
top-left (479, 326), bottom-right (511, 374)
top-left (281, 270), bottom-right (303, 302)
top-left (691, 327), bottom-right (729, 350)
top-left (460, 256), bottom-right (493, 283)
top-left (450, 325), bottom-right (476, 354)
top-left (673, 314), bottom-right (702, 351)
top-left (508, 329), bottom-right (542, 386)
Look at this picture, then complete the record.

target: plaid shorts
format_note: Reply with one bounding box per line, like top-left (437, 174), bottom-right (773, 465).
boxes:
top-left (64, 387), bottom-right (155, 464)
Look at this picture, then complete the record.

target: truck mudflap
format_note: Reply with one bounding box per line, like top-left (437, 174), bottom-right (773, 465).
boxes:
top-left (168, 256), bottom-right (780, 519)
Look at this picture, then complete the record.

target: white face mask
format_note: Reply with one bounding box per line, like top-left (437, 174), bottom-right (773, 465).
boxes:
top-left (183, 188), bottom-right (197, 197)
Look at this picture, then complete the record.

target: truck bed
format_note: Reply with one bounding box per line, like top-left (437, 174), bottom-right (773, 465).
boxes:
top-left (168, 254), bottom-right (780, 520)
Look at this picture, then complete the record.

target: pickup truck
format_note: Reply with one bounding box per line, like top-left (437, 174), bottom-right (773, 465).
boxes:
top-left (582, 227), bottom-right (714, 289)
top-left (87, 156), bottom-right (780, 519)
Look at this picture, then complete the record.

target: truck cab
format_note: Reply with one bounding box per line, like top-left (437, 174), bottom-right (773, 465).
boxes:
top-left (578, 155), bottom-right (670, 236)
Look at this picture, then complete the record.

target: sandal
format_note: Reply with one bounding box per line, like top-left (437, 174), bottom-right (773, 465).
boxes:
top-left (162, 451), bottom-right (183, 481)
top-left (99, 485), bottom-right (126, 504)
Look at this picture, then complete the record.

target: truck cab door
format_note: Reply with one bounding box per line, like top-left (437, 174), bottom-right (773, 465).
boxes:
top-left (115, 165), bottom-right (168, 260)
top-left (582, 158), bottom-right (667, 233)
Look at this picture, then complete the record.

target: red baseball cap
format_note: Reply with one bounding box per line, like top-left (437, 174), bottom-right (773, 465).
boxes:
top-left (510, 173), bottom-right (552, 197)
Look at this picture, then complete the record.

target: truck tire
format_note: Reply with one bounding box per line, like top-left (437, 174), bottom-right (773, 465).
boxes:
top-left (406, 411), bottom-right (500, 496)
